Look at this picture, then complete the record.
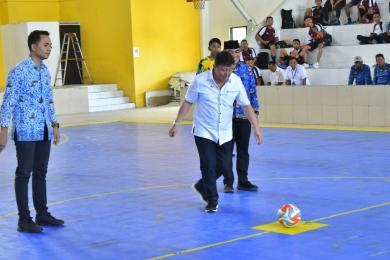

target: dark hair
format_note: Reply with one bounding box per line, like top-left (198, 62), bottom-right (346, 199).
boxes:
top-left (215, 51), bottom-right (235, 67)
top-left (373, 12), bottom-right (380, 16)
top-left (241, 39), bottom-right (248, 43)
top-left (289, 57), bottom-right (297, 62)
top-left (209, 38), bottom-right (221, 47)
top-left (293, 39), bottom-right (301, 43)
top-left (376, 53), bottom-right (384, 59)
top-left (304, 16), bottom-right (313, 21)
top-left (28, 30), bottom-right (50, 51)
top-left (268, 61), bottom-right (276, 65)
top-left (266, 16), bottom-right (273, 21)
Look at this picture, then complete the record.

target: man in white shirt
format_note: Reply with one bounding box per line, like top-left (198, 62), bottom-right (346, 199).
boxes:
top-left (168, 51), bottom-right (263, 213)
top-left (266, 61), bottom-right (284, 86)
top-left (357, 13), bottom-right (386, 44)
top-left (285, 57), bottom-right (309, 86)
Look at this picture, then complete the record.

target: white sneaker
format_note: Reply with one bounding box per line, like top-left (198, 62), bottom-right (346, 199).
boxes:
top-left (303, 63), bottom-right (309, 68)
top-left (313, 62), bottom-right (320, 69)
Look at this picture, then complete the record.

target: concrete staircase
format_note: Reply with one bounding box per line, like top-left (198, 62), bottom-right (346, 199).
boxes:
top-left (84, 84), bottom-right (135, 112)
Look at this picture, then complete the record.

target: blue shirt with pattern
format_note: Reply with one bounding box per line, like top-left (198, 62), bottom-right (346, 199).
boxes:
top-left (373, 63), bottom-right (390, 85)
top-left (348, 64), bottom-right (372, 85)
top-left (233, 62), bottom-right (259, 118)
top-left (0, 57), bottom-right (58, 141)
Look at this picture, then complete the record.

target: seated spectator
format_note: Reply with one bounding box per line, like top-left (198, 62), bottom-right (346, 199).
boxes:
top-left (344, 0), bottom-right (362, 24)
top-left (348, 56), bottom-right (372, 85)
top-left (302, 16), bottom-right (332, 69)
top-left (373, 54), bottom-right (390, 85)
top-left (322, 0), bottom-right (347, 25)
top-left (255, 16), bottom-right (279, 63)
top-left (279, 39), bottom-right (305, 69)
top-left (285, 57), bottom-right (309, 86)
top-left (196, 38), bottom-right (221, 74)
top-left (357, 13), bottom-right (386, 44)
top-left (240, 39), bottom-right (256, 61)
top-left (304, 0), bottom-right (324, 25)
top-left (384, 22), bottom-right (390, 43)
top-left (358, 0), bottom-right (380, 24)
top-left (245, 57), bottom-right (264, 86)
top-left (266, 61), bottom-right (284, 86)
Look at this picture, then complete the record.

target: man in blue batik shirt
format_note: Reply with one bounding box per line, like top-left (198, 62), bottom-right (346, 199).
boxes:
top-left (223, 40), bottom-right (260, 193)
top-left (348, 56), bottom-right (372, 85)
top-left (0, 30), bottom-right (64, 233)
top-left (373, 53), bottom-right (390, 85)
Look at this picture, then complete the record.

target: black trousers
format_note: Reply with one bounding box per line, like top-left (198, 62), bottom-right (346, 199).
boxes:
top-left (224, 118), bottom-right (252, 186)
top-left (357, 34), bottom-right (386, 44)
top-left (14, 127), bottom-right (51, 219)
top-left (194, 136), bottom-right (233, 203)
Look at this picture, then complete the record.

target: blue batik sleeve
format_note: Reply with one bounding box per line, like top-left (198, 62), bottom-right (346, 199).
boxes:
top-left (0, 70), bottom-right (18, 128)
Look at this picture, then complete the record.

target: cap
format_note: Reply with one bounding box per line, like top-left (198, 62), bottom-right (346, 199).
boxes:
top-left (354, 56), bottom-right (363, 63)
top-left (224, 40), bottom-right (240, 50)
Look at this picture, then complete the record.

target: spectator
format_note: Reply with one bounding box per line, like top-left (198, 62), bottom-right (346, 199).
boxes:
top-left (240, 39), bottom-right (256, 61)
top-left (196, 38), bottom-right (221, 74)
top-left (255, 16), bottom-right (279, 63)
top-left (266, 61), bottom-right (284, 86)
top-left (285, 57), bottom-right (309, 86)
top-left (384, 22), bottom-right (390, 43)
top-left (344, 0), bottom-right (362, 24)
top-left (302, 16), bottom-right (332, 69)
top-left (304, 0), bottom-right (324, 25)
top-left (373, 54), bottom-right (390, 85)
top-left (322, 0), bottom-right (347, 25)
top-left (279, 39), bottom-right (305, 69)
top-left (245, 57), bottom-right (264, 86)
top-left (358, 0), bottom-right (380, 24)
top-left (348, 56), bottom-right (372, 85)
top-left (357, 13), bottom-right (386, 44)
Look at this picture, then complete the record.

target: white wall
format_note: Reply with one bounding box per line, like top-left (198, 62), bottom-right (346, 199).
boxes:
top-left (201, 0), bottom-right (284, 56)
top-left (2, 22), bottom-right (61, 86)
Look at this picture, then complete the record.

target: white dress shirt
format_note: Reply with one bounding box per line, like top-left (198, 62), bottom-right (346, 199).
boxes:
top-left (285, 64), bottom-right (309, 86)
top-left (185, 70), bottom-right (250, 145)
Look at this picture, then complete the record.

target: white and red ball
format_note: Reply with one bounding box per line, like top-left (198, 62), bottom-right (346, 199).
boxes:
top-left (277, 204), bottom-right (301, 227)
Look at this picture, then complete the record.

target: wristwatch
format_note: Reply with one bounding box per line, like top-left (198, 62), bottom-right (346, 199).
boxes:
top-left (52, 122), bottom-right (60, 128)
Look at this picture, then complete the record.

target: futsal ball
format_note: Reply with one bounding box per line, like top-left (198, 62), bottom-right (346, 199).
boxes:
top-left (277, 204), bottom-right (301, 227)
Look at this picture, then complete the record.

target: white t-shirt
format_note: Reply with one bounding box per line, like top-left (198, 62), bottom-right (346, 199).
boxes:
top-left (284, 64), bottom-right (309, 86)
top-left (373, 22), bottom-right (384, 35)
top-left (268, 67), bottom-right (285, 85)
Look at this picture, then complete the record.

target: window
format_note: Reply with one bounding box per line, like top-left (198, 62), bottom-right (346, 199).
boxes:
top-left (230, 26), bottom-right (247, 42)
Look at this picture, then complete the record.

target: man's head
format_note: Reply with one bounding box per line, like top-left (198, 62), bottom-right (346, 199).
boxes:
top-left (354, 56), bottom-right (363, 69)
top-left (268, 61), bottom-right (277, 72)
top-left (289, 57), bottom-right (298, 69)
top-left (208, 38), bottom-right (221, 57)
top-left (241, 39), bottom-right (249, 50)
top-left (373, 13), bottom-right (381, 24)
top-left (315, 0), bottom-right (322, 7)
top-left (213, 51), bottom-right (235, 83)
top-left (245, 57), bottom-right (255, 69)
top-left (376, 53), bottom-right (385, 67)
top-left (304, 16), bottom-right (313, 27)
top-left (266, 16), bottom-right (274, 27)
top-left (292, 39), bottom-right (301, 50)
top-left (224, 40), bottom-right (241, 64)
top-left (28, 30), bottom-right (52, 60)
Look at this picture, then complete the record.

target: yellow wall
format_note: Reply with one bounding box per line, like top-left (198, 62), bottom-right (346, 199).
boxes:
top-left (59, 0), bottom-right (135, 102)
top-left (0, 0), bottom-right (201, 107)
top-left (131, 0), bottom-right (200, 106)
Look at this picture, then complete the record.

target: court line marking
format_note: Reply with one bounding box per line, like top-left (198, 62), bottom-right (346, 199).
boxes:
top-left (148, 201), bottom-right (390, 260)
top-left (61, 120), bottom-right (390, 133)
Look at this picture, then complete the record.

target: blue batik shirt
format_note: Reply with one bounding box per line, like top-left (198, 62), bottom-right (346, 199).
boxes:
top-left (373, 63), bottom-right (390, 85)
top-left (0, 57), bottom-right (58, 141)
top-left (348, 64), bottom-right (372, 85)
top-left (233, 62), bottom-right (259, 118)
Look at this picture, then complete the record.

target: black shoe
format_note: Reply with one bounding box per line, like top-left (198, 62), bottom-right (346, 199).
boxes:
top-left (192, 182), bottom-right (208, 205)
top-left (205, 201), bottom-right (218, 213)
top-left (223, 184), bottom-right (234, 193)
top-left (36, 212), bottom-right (64, 226)
top-left (237, 181), bottom-right (258, 191)
top-left (17, 217), bottom-right (43, 233)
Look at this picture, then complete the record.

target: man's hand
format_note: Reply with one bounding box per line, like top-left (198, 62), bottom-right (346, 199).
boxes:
top-left (169, 124), bottom-right (177, 138)
top-left (253, 128), bottom-right (264, 144)
top-left (53, 127), bottom-right (60, 145)
top-left (0, 128), bottom-right (8, 152)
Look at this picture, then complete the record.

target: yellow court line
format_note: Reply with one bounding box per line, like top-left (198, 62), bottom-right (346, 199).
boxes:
top-left (60, 119), bottom-right (390, 133)
top-left (149, 201), bottom-right (390, 259)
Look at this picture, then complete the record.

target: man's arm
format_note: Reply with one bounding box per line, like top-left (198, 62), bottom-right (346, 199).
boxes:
top-left (0, 70), bottom-right (17, 152)
top-left (243, 105), bottom-right (263, 144)
top-left (348, 67), bottom-right (354, 85)
top-left (169, 101), bottom-right (193, 137)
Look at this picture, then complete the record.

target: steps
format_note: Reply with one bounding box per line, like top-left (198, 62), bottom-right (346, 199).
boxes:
top-left (83, 84), bottom-right (136, 112)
